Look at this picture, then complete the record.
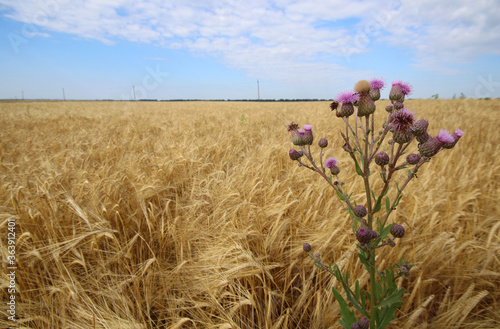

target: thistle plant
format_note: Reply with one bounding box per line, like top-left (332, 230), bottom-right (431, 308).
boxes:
top-left (287, 79), bottom-right (464, 329)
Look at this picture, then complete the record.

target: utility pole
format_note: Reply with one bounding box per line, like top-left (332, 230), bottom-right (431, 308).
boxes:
top-left (257, 80), bottom-right (260, 101)
top-left (133, 86), bottom-right (136, 101)
top-left (62, 88), bottom-right (66, 100)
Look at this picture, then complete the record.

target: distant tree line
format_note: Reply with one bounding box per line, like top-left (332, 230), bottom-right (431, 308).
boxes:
top-left (135, 98), bottom-right (333, 102)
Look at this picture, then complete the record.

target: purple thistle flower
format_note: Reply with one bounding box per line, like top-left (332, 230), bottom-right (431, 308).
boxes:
top-left (391, 80), bottom-right (412, 98)
top-left (442, 128), bottom-right (464, 149)
top-left (337, 91), bottom-right (359, 104)
top-left (400, 82), bottom-right (412, 95)
top-left (391, 107), bottom-right (416, 133)
top-left (436, 129), bottom-right (455, 144)
top-left (454, 129), bottom-right (464, 138)
top-left (391, 107), bottom-right (416, 143)
top-left (298, 129), bottom-right (305, 135)
top-left (392, 80), bottom-right (412, 94)
top-left (370, 78), bottom-right (385, 90)
top-left (302, 125), bottom-right (313, 145)
top-left (325, 157), bottom-right (338, 168)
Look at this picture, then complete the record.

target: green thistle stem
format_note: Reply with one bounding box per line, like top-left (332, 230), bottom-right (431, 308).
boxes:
top-left (361, 115), bottom-right (377, 329)
top-left (369, 252), bottom-right (377, 329)
top-left (300, 145), bottom-right (356, 211)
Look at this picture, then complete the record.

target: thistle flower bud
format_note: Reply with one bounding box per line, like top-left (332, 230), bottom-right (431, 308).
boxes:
top-left (303, 243), bottom-right (312, 252)
top-left (394, 101), bottom-right (404, 110)
top-left (416, 132), bottom-right (431, 144)
top-left (351, 324), bottom-right (361, 329)
top-left (385, 104), bottom-right (394, 113)
top-left (289, 149), bottom-right (302, 161)
top-left (406, 153), bottom-right (421, 165)
top-left (399, 263), bottom-right (411, 276)
top-left (358, 317), bottom-right (369, 329)
top-left (354, 205), bottom-right (368, 218)
top-left (292, 129), bottom-right (306, 146)
top-left (291, 132), bottom-right (303, 145)
top-left (412, 119), bottom-right (429, 136)
top-left (340, 102), bottom-right (355, 117)
top-left (375, 152), bottom-right (390, 166)
top-left (402, 262), bottom-right (412, 273)
top-left (318, 138), bottom-right (328, 148)
top-left (369, 229), bottom-right (379, 241)
top-left (390, 224), bottom-right (405, 238)
top-left (356, 227), bottom-right (373, 244)
top-left (370, 88), bottom-right (380, 101)
top-left (419, 137), bottom-right (442, 157)
top-left (389, 83), bottom-right (403, 103)
top-left (303, 125), bottom-right (314, 145)
top-left (330, 165), bottom-right (340, 175)
top-left (357, 93), bottom-right (376, 117)
top-left (421, 130), bottom-right (455, 155)
top-left (288, 122), bottom-right (306, 146)
top-left (325, 157), bottom-right (340, 175)
top-left (443, 138), bottom-right (458, 149)
top-left (393, 130), bottom-right (413, 144)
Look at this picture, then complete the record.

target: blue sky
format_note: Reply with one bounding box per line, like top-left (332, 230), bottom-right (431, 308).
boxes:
top-left (1, 0), bottom-right (500, 100)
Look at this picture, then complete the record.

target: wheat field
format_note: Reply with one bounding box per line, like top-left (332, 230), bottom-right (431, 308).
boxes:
top-left (0, 99), bottom-right (499, 328)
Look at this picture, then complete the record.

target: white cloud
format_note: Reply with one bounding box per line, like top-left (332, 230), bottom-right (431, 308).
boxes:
top-left (1, 0), bottom-right (499, 81)
top-left (380, 0), bottom-right (500, 73)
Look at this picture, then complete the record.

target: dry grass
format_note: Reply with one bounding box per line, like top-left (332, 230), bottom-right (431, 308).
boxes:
top-left (0, 99), bottom-right (499, 328)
